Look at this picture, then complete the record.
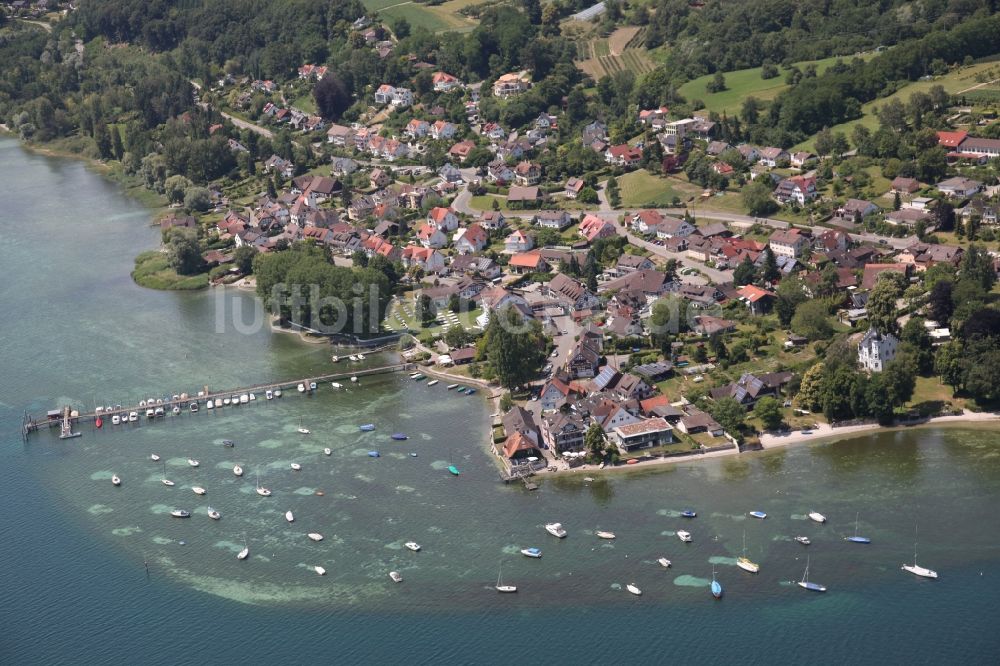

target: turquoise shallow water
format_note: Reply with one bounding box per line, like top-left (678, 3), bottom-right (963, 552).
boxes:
top-left (1, 138), bottom-right (999, 664)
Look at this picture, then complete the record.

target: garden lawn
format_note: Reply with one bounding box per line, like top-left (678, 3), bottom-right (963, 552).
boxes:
top-left (618, 170), bottom-right (701, 207)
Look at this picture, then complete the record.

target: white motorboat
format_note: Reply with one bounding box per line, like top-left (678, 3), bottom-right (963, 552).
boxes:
top-left (626, 584), bottom-right (642, 596)
top-left (308, 533), bottom-right (324, 542)
top-left (187, 458), bottom-right (200, 467)
top-left (237, 540), bottom-right (249, 560)
top-left (658, 557), bottom-right (672, 568)
top-left (332, 355), bottom-right (340, 363)
top-left (808, 512), bottom-right (827, 523)
top-left (233, 465), bottom-right (243, 476)
top-left (389, 571), bottom-right (403, 583)
top-left (206, 400), bottom-right (214, 410)
top-left (409, 373), bottom-right (421, 379)
top-left (207, 507), bottom-right (221, 520)
top-left (274, 389), bottom-right (282, 398)
top-left (426, 380), bottom-right (439, 386)
top-left (172, 406), bottom-right (180, 415)
top-left (145, 408), bottom-right (155, 418)
top-left (111, 474), bottom-right (121, 486)
top-left (248, 393), bottom-right (256, 401)
top-left (285, 511), bottom-right (295, 523)
top-left (138, 401), bottom-right (146, 408)
top-left (223, 397), bottom-right (231, 406)
top-left (128, 411), bottom-right (138, 422)
top-left (266, 390), bottom-right (273, 400)
top-left (324, 448), bottom-right (332, 456)
top-left (192, 486), bottom-right (206, 495)
top-left (154, 406), bottom-right (165, 417)
top-left (349, 355), bottom-right (358, 361)
top-left (596, 531), bottom-right (616, 540)
top-left (357, 354), bottom-right (365, 360)
top-left (350, 376), bottom-right (358, 383)
top-left (545, 523), bottom-right (568, 538)
top-left (297, 383), bottom-right (306, 393)
top-left (111, 415), bottom-right (121, 425)
top-left (161, 479), bottom-right (175, 487)
top-left (189, 402), bottom-right (198, 413)
top-left (309, 382), bottom-right (317, 391)
top-left (239, 394), bottom-right (249, 404)
top-left (521, 547), bottom-right (542, 558)
top-left (795, 536), bottom-right (811, 545)
top-left (677, 530), bottom-right (692, 543)
top-left (170, 509), bottom-right (191, 518)
top-left (331, 382), bottom-right (343, 389)
top-left (404, 541), bottom-right (421, 552)
top-left (297, 427), bottom-right (310, 434)
top-left (214, 398), bottom-right (223, 408)
top-left (150, 453), bottom-right (160, 462)
top-left (290, 463), bottom-right (302, 471)
top-left (314, 566), bottom-right (326, 576)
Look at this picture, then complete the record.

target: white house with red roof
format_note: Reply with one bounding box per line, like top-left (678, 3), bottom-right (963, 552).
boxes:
top-left (453, 223), bottom-right (489, 255)
top-left (404, 119), bottom-right (430, 138)
top-left (416, 223), bottom-right (448, 249)
top-left (430, 120), bottom-right (456, 140)
top-left (579, 214), bottom-right (617, 243)
top-left (504, 229), bottom-right (534, 253)
top-left (427, 206), bottom-right (459, 232)
top-left (432, 71), bottom-right (462, 92)
top-left (604, 144), bottom-right (643, 168)
top-left (401, 245), bottom-right (445, 272)
top-left (773, 175), bottom-right (817, 206)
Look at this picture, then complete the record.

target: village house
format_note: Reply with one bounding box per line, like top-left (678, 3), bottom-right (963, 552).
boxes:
top-left (676, 408), bottom-right (725, 436)
top-left (438, 163), bottom-right (463, 183)
top-left (604, 144), bottom-right (643, 168)
top-left (478, 210), bottom-right (507, 231)
top-left (449, 254), bottom-right (501, 280)
top-left (885, 207), bottom-right (933, 229)
top-left (790, 151), bottom-right (817, 168)
top-left (487, 160), bottom-right (515, 184)
top-left (374, 84), bottom-right (413, 107)
top-left (598, 269), bottom-right (673, 298)
top-left (835, 199), bottom-right (880, 224)
top-left (514, 161), bottom-right (542, 186)
top-left (936, 176), bottom-right (983, 199)
top-left (402, 245), bottom-right (445, 273)
top-left (959, 197), bottom-right (999, 226)
top-left (861, 263), bottom-right (910, 289)
top-left (564, 178), bottom-right (586, 199)
top-left (263, 155), bottom-right (294, 178)
top-left (453, 223), bottom-right (489, 255)
top-left (773, 175), bottom-right (817, 205)
top-left (546, 273), bottom-right (599, 311)
top-left (504, 229), bottom-right (534, 253)
top-left (430, 120), bottom-right (456, 140)
top-left (477, 290), bottom-right (532, 328)
top-left (858, 328), bottom-right (899, 372)
top-left (404, 119), bottom-right (430, 139)
top-left (612, 418), bottom-right (674, 453)
top-left (709, 372), bottom-right (793, 408)
top-left (737, 284), bottom-right (777, 316)
top-left (416, 223), bottom-right (448, 249)
top-left (566, 339), bottom-right (602, 379)
top-left (706, 140), bottom-right (732, 156)
top-left (539, 376), bottom-right (572, 411)
top-left (768, 229), bottom-right (808, 259)
top-left (492, 72), bottom-right (531, 98)
top-left (502, 406), bottom-right (540, 447)
top-left (448, 140), bottom-right (476, 163)
top-left (896, 242), bottom-right (964, 271)
top-left (534, 210), bottom-right (573, 231)
top-left (692, 315), bottom-right (737, 335)
top-left (432, 71), bottom-right (462, 92)
top-left (890, 176), bottom-right (921, 195)
top-left (507, 251), bottom-right (549, 275)
top-left (427, 206), bottom-right (459, 232)
top-left (507, 186), bottom-right (542, 208)
top-left (541, 411), bottom-right (587, 454)
top-left (759, 147), bottom-right (789, 168)
top-left (737, 144), bottom-right (760, 163)
top-left (579, 214), bottom-right (617, 243)
top-left (614, 254), bottom-right (655, 275)
top-left (638, 106), bottom-right (669, 125)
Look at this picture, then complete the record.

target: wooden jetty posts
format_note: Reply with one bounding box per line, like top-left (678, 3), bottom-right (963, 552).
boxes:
top-left (21, 363), bottom-right (413, 438)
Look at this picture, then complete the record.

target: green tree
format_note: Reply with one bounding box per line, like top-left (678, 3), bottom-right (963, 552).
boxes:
top-left (791, 299), bottom-right (832, 341)
top-left (418, 294), bottom-right (437, 327)
top-left (958, 244), bottom-right (996, 292)
top-left (882, 356), bottom-right (916, 408)
top-left (233, 245), bottom-right (257, 274)
top-left (864, 373), bottom-right (894, 424)
top-left (775, 276), bottom-right (808, 327)
top-left (166, 228), bottom-right (204, 276)
top-left (742, 180), bottom-right (778, 216)
top-left (164, 175), bottom-right (192, 204)
top-left (499, 392), bottom-right (513, 412)
top-left (351, 250), bottom-right (368, 268)
top-left (483, 305), bottom-right (545, 390)
top-left (753, 396), bottom-right (784, 431)
top-left (444, 324), bottom-right (470, 349)
top-left (183, 186), bottom-right (212, 212)
top-left (708, 397), bottom-right (745, 442)
top-left (733, 255), bottom-right (756, 286)
top-left (796, 362), bottom-right (825, 412)
top-left (761, 247), bottom-right (779, 283)
top-left (866, 274), bottom-right (904, 334)
top-left (706, 71), bottom-right (727, 93)
top-left (585, 422), bottom-right (608, 460)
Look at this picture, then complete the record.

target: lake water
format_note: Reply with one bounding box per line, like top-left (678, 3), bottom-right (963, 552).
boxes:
top-left (1, 137), bottom-right (998, 664)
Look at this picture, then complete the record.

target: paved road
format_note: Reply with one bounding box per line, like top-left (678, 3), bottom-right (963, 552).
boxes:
top-left (191, 80), bottom-right (275, 139)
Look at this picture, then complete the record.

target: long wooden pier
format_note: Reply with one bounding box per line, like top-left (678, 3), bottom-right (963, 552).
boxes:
top-left (22, 362), bottom-right (413, 439)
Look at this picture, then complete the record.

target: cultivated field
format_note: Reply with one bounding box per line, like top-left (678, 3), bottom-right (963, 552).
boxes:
top-left (576, 26), bottom-right (655, 80)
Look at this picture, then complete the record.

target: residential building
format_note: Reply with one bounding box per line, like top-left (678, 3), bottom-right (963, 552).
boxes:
top-left (890, 176), bottom-right (921, 194)
top-left (759, 147), bottom-right (789, 167)
top-left (514, 161), bottom-right (541, 186)
top-left (493, 72), bottom-right (530, 98)
top-left (427, 206), bottom-right (459, 232)
top-left (432, 71), bottom-right (462, 92)
top-left (534, 210), bottom-right (573, 231)
top-left (708, 372), bottom-right (793, 408)
top-left (416, 223), bottom-right (448, 249)
top-left (541, 411), bottom-right (586, 454)
top-left (858, 328), bottom-right (899, 372)
top-left (504, 229), bottom-right (534, 253)
top-left (936, 176), bottom-right (983, 199)
top-left (547, 273), bottom-right (599, 311)
top-left (478, 211), bottom-right (507, 231)
top-left (605, 144), bottom-right (643, 168)
top-left (565, 178), bottom-right (586, 199)
top-left (507, 186), bottom-right (542, 207)
top-left (773, 175), bottom-right (817, 205)
top-left (402, 245), bottom-right (445, 272)
top-left (453, 223), bottom-right (489, 255)
top-left (612, 418), bottom-right (673, 453)
top-left (539, 376), bottom-right (572, 411)
top-left (768, 229), bottom-right (808, 259)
